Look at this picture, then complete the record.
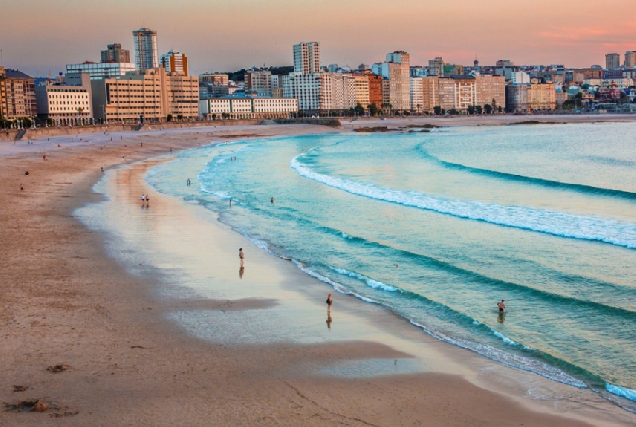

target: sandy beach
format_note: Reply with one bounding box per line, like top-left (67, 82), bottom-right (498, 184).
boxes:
top-left (2, 117), bottom-right (636, 426)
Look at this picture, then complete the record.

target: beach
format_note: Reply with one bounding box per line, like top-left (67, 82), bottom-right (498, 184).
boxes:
top-left (1, 117), bottom-right (636, 426)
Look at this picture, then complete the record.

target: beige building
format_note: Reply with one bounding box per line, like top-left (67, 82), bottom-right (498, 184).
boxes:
top-left (199, 97), bottom-right (298, 119)
top-left (35, 73), bottom-right (93, 125)
top-left (199, 73), bottom-right (229, 85)
top-left (91, 67), bottom-right (198, 122)
top-left (0, 68), bottom-right (37, 120)
top-left (245, 70), bottom-right (272, 95)
top-left (160, 50), bottom-right (188, 76)
top-left (352, 74), bottom-right (370, 108)
top-left (410, 77), bottom-right (423, 113)
top-left (282, 72), bottom-right (355, 112)
top-left (528, 83), bottom-right (556, 110)
top-left (418, 75), bottom-right (505, 113)
top-left (384, 51), bottom-right (410, 111)
top-left (475, 75), bottom-right (506, 110)
top-left (625, 51), bottom-right (636, 67)
top-left (606, 53), bottom-right (621, 70)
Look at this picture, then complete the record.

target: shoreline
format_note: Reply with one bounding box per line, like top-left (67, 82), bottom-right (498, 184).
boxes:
top-left (1, 123), bottom-right (634, 426)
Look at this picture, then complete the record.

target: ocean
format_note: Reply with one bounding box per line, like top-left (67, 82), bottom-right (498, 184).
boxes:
top-left (146, 122), bottom-right (636, 411)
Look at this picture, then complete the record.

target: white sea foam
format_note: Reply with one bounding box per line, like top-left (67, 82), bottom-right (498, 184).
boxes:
top-left (607, 383), bottom-right (636, 402)
top-left (291, 155), bottom-right (636, 249)
top-left (409, 320), bottom-right (586, 388)
top-left (330, 266), bottom-right (398, 292)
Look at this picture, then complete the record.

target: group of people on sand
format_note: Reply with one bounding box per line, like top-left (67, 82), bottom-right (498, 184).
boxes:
top-left (140, 194), bottom-right (150, 207)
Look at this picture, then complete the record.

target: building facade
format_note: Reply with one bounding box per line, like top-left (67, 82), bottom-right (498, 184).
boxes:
top-left (66, 62), bottom-right (137, 80)
top-left (293, 42), bottom-right (320, 74)
top-left (0, 68), bottom-right (37, 120)
top-left (34, 73), bottom-right (92, 125)
top-left (506, 84), bottom-right (530, 112)
top-left (410, 77), bottom-right (423, 112)
top-left (606, 53), bottom-right (621, 70)
top-left (352, 74), bottom-right (370, 108)
top-left (133, 28), bottom-right (159, 71)
top-left (245, 70), bottom-right (272, 95)
top-left (199, 73), bottom-right (229, 85)
top-left (282, 72), bottom-right (355, 112)
top-left (0, 67), bottom-right (6, 120)
top-left (101, 43), bottom-right (131, 63)
top-left (528, 83), bottom-right (556, 110)
top-left (160, 50), bottom-right (188, 76)
top-left (367, 74), bottom-right (383, 109)
top-left (384, 51), bottom-right (410, 111)
top-left (475, 75), bottom-right (506, 110)
top-left (199, 97), bottom-right (298, 119)
top-left (625, 51), bottom-right (636, 67)
top-left (91, 67), bottom-right (198, 122)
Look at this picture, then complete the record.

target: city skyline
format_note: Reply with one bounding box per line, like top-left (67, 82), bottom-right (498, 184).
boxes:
top-left (2, 0), bottom-right (636, 76)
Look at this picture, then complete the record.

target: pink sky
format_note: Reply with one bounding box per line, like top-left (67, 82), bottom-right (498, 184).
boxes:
top-left (1, 0), bottom-right (635, 76)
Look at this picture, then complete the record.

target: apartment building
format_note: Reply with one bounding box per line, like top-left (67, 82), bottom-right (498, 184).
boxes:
top-left (352, 74), bottom-right (370, 108)
top-left (625, 51), bottom-right (636, 68)
top-left (475, 75), bottom-right (506, 109)
top-left (199, 97), bottom-right (298, 119)
top-left (0, 68), bottom-right (37, 119)
top-left (528, 83), bottom-right (556, 110)
top-left (417, 75), bottom-right (505, 113)
top-left (101, 43), bottom-right (131, 63)
top-left (293, 42), bottom-right (320, 74)
top-left (91, 67), bottom-right (198, 122)
top-left (245, 70), bottom-right (273, 95)
top-left (35, 73), bottom-right (93, 125)
top-left (410, 77), bottom-right (423, 112)
top-left (384, 51), bottom-right (410, 111)
top-left (199, 73), bottom-right (229, 85)
top-left (505, 84), bottom-right (530, 112)
top-left (367, 74), bottom-right (383, 108)
top-left (160, 50), bottom-right (188, 76)
top-left (66, 62), bottom-right (137, 80)
top-left (606, 53), bottom-right (621, 70)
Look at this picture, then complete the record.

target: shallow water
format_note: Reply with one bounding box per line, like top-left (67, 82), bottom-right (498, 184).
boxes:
top-left (145, 123), bottom-right (636, 410)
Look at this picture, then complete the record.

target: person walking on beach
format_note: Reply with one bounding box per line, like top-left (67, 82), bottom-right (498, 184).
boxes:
top-left (326, 293), bottom-right (333, 313)
top-left (145, 194), bottom-right (150, 207)
top-left (239, 248), bottom-right (245, 267)
top-left (497, 300), bottom-right (506, 313)
top-left (141, 194), bottom-right (146, 206)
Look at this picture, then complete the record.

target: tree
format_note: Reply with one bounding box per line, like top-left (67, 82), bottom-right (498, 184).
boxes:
top-left (354, 103), bottom-right (365, 116)
top-left (484, 104), bottom-right (493, 114)
top-left (476, 105), bottom-right (483, 115)
top-left (497, 106), bottom-right (503, 113)
top-left (211, 114), bottom-right (217, 120)
top-left (368, 103), bottom-right (379, 116)
top-left (491, 98), bottom-right (498, 113)
top-left (433, 106), bottom-right (442, 116)
top-left (177, 114), bottom-right (184, 121)
top-left (467, 105), bottom-right (475, 115)
top-left (449, 108), bottom-right (458, 116)
top-left (167, 114), bottom-right (173, 122)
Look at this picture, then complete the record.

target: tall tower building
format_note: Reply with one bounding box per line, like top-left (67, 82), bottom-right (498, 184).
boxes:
top-left (293, 42), bottom-right (320, 74)
top-left (385, 51), bottom-right (411, 111)
top-left (160, 50), bottom-right (188, 76)
top-left (625, 51), bottom-right (636, 68)
top-left (606, 53), bottom-right (620, 70)
top-left (101, 43), bottom-right (131, 63)
top-left (133, 28), bottom-right (159, 71)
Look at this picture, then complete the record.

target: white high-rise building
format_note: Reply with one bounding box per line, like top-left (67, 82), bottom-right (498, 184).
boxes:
top-left (133, 28), bottom-right (159, 71)
top-left (293, 42), bottom-right (320, 74)
top-left (511, 72), bottom-right (531, 84)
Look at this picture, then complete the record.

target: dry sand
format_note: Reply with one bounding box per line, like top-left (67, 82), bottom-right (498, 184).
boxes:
top-left (1, 120), bottom-right (635, 426)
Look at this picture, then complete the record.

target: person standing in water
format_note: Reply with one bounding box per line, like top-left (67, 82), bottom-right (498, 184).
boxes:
top-left (326, 294), bottom-right (333, 312)
top-left (497, 300), bottom-right (505, 313)
top-left (187, 178), bottom-right (191, 186)
top-left (239, 248), bottom-right (245, 266)
top-left (271, 197), bottom-right (274, 204)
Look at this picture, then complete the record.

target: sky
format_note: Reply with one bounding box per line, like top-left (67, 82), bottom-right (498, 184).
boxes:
top-left (1, 0), bottom-right (636, 76)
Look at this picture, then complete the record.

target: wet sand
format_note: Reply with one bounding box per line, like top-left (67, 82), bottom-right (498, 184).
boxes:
top-left (1, 123), bottom-right (635, 426)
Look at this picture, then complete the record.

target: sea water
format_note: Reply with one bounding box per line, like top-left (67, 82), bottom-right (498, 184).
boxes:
top-left (146, 123), bottom-right (636, 411)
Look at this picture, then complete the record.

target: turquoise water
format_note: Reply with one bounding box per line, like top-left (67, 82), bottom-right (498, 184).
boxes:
top-left (147, 123), bottom-right (636, 410)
